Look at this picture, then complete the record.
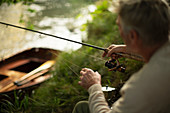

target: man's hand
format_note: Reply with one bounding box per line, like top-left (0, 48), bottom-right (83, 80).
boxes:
top-left (79, 68), bottom-right (101, 90)
top-left (102, 44), bottom-right (127, 57)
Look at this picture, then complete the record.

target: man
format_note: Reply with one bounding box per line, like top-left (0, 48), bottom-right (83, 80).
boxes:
top-left (72, 0), bottom-right (170, 113)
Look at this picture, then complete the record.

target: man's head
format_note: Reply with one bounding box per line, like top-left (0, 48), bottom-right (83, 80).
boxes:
top-left (116, 0), bottom-right (170, 52)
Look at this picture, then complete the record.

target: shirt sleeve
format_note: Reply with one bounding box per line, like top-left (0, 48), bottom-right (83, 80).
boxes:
top-left (88, 84), bottom-right (112, 113)
top-left (87, 82), bottom-right (147, 113)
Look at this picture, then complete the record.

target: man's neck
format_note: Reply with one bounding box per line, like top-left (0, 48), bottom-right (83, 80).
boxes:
top-left (139, 44), bottom-right (164, 63)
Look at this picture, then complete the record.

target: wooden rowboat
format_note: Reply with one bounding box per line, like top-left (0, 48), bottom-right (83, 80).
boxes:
top-left (0, 48), bottom-right (58, 94)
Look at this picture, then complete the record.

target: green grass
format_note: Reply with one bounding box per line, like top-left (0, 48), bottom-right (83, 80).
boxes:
top-left (0, 90), bottom-right (29, 113)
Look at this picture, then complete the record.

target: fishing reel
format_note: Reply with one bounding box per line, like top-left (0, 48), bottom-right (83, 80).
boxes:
top-left (105, 54), bottom-right (126, 73)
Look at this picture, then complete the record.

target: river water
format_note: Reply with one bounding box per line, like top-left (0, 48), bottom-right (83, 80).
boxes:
top-left (0, 0), bottom-right (97, 60)
top-left (26, 0), bottom-right (97, 51)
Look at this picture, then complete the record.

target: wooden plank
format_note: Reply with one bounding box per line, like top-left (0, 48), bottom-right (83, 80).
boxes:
top-left (0, 70), bottom-right (26, 79)
top-left (0, 59), bottom-right (30, 70)
top-left (0, 78), bottom-right (12, 90)
top-left (0, 70), bottom-right (26, 89)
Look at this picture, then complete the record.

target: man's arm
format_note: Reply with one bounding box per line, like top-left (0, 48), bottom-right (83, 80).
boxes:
top-left (79, 68), bottom-right (112, 113)
top-left (88, 84), bottom-right (112, 113)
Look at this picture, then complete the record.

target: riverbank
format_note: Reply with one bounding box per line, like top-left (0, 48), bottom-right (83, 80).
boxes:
top-left (0, 3), bottom-right (29, 61)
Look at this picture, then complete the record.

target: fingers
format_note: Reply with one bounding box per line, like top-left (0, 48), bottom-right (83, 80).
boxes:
top-left (102, 45), bottom-right (117, 57)
top-left (102, 45), bottom-right (126, 57)
top-left (102, 45), bottom-right (114, 57)
top-left (79, 68), bottom-right (101, 89)
top-left (80, 68), bottom-right (93, 83)
top-left (80, 68), bottom-right (94, 76)
top-left (102, 51), bottom-right (107, 57)
top-left (102, 47), bottom-right (117, 57)
top-left (107, 48), bottom-right (117, 57)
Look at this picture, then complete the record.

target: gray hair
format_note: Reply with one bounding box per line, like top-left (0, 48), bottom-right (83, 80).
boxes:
top-left (116, 0), bottom-right (170, 46)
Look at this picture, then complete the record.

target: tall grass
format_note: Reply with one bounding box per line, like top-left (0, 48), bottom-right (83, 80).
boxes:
top-left (28, 0), bottom-right (143, 113)
top-left (0, 90), bottom-right (29, 113)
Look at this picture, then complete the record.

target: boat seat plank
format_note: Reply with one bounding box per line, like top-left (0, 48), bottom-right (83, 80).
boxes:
top-left (0, 70), bottom-right (26, 79)
top-left (0, 78), bottom-right (13, 90)
top-left (0, 70), bottom-right (26, 90)
top-left (0, 59), bottom-right (30, 70)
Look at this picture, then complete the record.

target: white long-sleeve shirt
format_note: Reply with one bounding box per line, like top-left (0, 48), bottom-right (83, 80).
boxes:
top-left (88, 41), bottom-right (170, 113)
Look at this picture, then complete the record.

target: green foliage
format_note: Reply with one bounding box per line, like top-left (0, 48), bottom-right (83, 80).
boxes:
top-left (19, 8), bottom-right (35, 29)
top-left (27, 8), bottom-right (36, 13)
top-left (0, 91), bottom-right (29, 113)
top-left (26, 21), bottom-right (34, 30)
top-left (0, 0), bottom-right (34, 5)
top-left (28, 0), bottom-right (143, 113)
top-left (87, 0), bottom-right (122, 44)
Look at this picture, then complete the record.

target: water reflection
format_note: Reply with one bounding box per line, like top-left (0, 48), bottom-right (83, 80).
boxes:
top-left (27, 0), bottom-right (96, 51)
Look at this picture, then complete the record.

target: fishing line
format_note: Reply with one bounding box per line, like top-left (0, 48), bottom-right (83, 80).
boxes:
top-left (52, 51), bottom-right (82, 69)
top-left (50, 50), bottom-right (106, 77)
top-left (64, 62), bottom-right (80, 78)
top-left (76, 50), bottom-right (105, 61)
top-left (49, 50), bottom-right (81, 69)
top-left (49, 50), bottom-right (81, 77)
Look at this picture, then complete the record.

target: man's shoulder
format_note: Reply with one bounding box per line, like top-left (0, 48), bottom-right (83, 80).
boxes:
top-left (147, 41), bottom-right (170, 75)
top-left (121, 41), bottom-right (170, 95)
top-left (121, 41), bottom-right (170, 98)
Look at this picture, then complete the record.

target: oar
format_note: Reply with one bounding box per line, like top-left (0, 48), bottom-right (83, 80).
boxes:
top-left (0, 60), bottom-right (55, 92)
top-left (15, 69), bottom-right (49, 86)
top-left (14, 60), bottom-right (55, 84)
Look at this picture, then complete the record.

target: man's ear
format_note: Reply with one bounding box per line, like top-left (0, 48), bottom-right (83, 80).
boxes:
top-left (129, 30), bottom-right (139, 46)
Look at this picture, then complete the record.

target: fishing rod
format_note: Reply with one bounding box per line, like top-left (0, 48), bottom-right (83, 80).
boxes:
top-left (0, 21), bottom-right (105, 51)
top-left (0, 21), bottom-right (143, 72)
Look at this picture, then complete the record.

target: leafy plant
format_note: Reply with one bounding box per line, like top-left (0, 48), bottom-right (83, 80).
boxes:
top-left (0, 90), bottom-right (29, 113)
top-left (0, 0), bottom-right (34, 5)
